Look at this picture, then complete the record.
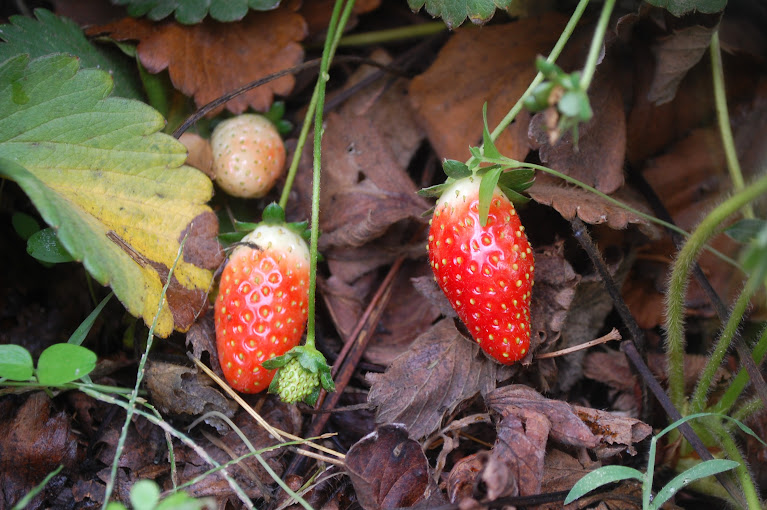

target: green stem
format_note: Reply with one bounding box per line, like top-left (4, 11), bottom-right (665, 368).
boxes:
top-left (512, 160), bottom-right (741, 267)
top-left (665, 174), bottom-right (767, 411)
top-left (713, 423), bottom-right (761, 509)
top-left (304, 0), bottom-right (356, 350)
top-left (0, 381), bottom-right (142, 395)
top-left (279, 86), bottom-right (319, 210)
top-left (578, 0), bottom-right (616, 90)
top-left (690, 273), bottom-right (761, 413)
top-left (485, 0), bottom-right (590, 144)
top-left (102, 235), bottom-right (188, 509)
top-left (712, 324), bottom-right (767, 416)
top-left (710, 30), bottom-right (752, 219)
top-left (729, 396), bottom-right (763, 425)
top-left (334, 22), bottom-right (446, 47)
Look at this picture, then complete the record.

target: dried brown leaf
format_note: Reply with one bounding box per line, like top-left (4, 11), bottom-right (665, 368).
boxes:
top-left (649, 24), bottom-right (717, 105)
top-left (484, 409), bottom-right (549, 499)
top-left (345, 424), bottom-right (434, 510)
top-left (144, 360), bottom-right (237, 432)
top-left (528, 64), bottom-right (626, 195)
top-left (0, 394), bottom-right (78, 508)
top-left (367, 319), bottom-right (511, 440)
top-left (527, 173), bottom-right (657, 234)
top-left (88, 9), bottom-right (306, 114)
top-left (409, 13), bottom-right (569, 162)
top-left (175, 400), bottom-right (302, 501)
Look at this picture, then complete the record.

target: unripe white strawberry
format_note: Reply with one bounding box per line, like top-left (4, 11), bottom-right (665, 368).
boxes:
top-left (210, 114), bottom-right (286, 198)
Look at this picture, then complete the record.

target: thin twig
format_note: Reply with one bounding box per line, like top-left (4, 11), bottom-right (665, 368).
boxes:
top-left (535, 328), bottom-right (621, 359)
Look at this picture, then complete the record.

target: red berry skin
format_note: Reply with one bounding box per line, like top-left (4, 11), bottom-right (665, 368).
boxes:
top-left (428, 176), bottom-right (534, 364)
top-left (215, 225), bottom-right (310, 393)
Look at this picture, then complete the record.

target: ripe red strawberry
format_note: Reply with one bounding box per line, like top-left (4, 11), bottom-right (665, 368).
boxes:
top-left (428, 175), bottom-right (534, 364)
top-left (210, 114), bottom-right (286, 198)
top-left (215, 216), bottom-right (310, 393)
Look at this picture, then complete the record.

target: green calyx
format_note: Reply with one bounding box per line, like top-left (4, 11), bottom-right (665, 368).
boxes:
top-left (218, 202), bottom-right (311, 245)
top-left (417, 103), bottom-right (535, 226)
top-left (263, 344), bottom-right (335, 405)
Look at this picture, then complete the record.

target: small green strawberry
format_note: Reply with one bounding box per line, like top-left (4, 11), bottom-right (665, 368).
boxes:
top-left (262, 344), bottom-right (335, 405)
top-left (214, 204), bottom-right (310, 393)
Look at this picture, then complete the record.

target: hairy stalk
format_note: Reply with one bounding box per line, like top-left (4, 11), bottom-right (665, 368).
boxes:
top-left (710, 31), bottom-right (751, 219)
top-left (712, 422), bottom-right (761, 509)
top-left (484, 0), bottom-right (590, 144)
top-left (305, 0), bottom-right (356, 348)
top-left (102, 235), bottom-right (188, 508)
top-left (665, 174), bottom-right (767, 411)
top-left (714, 324), bottom-right (767, 416)
top-left (690, 273), bottom-right (762, 413)
top-left (730, 396), bottom-right (763, 425)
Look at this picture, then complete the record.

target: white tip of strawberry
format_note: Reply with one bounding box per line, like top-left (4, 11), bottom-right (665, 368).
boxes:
top-left (436, 175), bottom-right (481, 208)
top-left (240, 224), bottom-right (310, 262)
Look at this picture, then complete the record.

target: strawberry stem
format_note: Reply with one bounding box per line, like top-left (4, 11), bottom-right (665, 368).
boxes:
top-left (305, 0), bottom-right (357, 351)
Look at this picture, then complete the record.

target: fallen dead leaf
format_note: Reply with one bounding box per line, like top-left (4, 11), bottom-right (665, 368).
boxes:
top-left (345, 424), bottom-right (436, 510)
top-left (367, 318), bottom-right (512, 440)
top-left (175, 400), bottom-right (302, 502)
top-left (0, 393), bottom-right (78, 509)
top-left (409, 13), bottom-right (569, 162)
top-left (144, 360), bottom-right (238, 432)
top-left (649, 21), bottom-right (718, 105)
top-left (87, 8), bottom-right (306, 114)
top-left (485, 385), bottom-right (651, 454)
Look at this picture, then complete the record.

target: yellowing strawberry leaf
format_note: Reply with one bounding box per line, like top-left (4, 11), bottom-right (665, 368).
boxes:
top-left (114, 0), bottom-right (281, 24)
top-left (0, 9), bottom-right (142, 100)
top-left (0, 54), bottom-right (222, 337)
top-left (408, 0), bottom-right (513, 29)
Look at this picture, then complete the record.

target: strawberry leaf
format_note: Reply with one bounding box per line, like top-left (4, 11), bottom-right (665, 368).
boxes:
top-left (643, 0), bottom-right (726, 16)
top-left (442, 159), bottom-right (471, 179)
top-left (0, 9), bottom-right (142, 100)
top-left (407, 0), bottom-right (513, 29)
top-left (498, 168), bottom-right (535, 192)
top-left (0, 54), bottom-right (222, 337)
top-left (478, 166), bottom-right (503, 226)
top-left (114, 0), bottom-right (281, 24)
top-left (499, 185), bottom-right (531, 205)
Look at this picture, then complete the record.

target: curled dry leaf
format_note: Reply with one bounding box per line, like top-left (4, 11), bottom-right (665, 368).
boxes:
top-left (345, 424), bottom-right (436, 510)
top-left (144, 360), bottom-right (237, 433)
top-left (0, 393), bottom-right (78, 507)
top-left (367, 318), bottom-right (512, 440)
top-left (175, 400), bottom-right (302, 501)
top-left (485, 385), bottom-right (651, 454)
top-left (87, 9), bottom-right (306, 114)
top-left (409, 13), bottom-right (569, 162)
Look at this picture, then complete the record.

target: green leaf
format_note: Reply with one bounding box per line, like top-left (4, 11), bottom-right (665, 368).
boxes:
top-left (498, 168), bottom-right (535, 191)
top-left (130, 480), bottom-right (161, 510)
top-left (0, 9), bottom-right (142, 100)
top-left (68, 293), bottom-right (113, 346)
top-left (643, 0), bottom-right (727, 17)
top-left (481, 103), bottom-right (501, 160)
top-left (443, 159), bottom-right (471, 179)
top-left (27, 228), bottom-right (74, 263)
top-left (478, 167), bottom-right (503, 227)
top-left (726, 218), bottom-right (766, 243)
top-left (650, 459), bottom-right (739, 510)
top-left (417, 183), bottom-right (450, 198)
top-left (0, 345), bottom-right (34, 381)
top-left (407, 0), bottom-right (513, 29)
top-left (36, 343), bottom-right (97, 385)
top-left (564, 465), bottom-right (644, 504)
top-left (0, 54), bottom-right (219, 337)
top-left (11, 212), bottom-right (40, 240)
top-left (113, 0), bottom-right (281, 24)
top-left (155, 491), bottom-right (215, 510)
